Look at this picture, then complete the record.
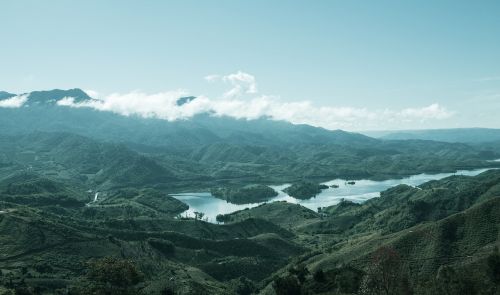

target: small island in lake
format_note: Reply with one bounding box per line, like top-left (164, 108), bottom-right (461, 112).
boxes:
top-left (210, 184), bottom-right (278, 204)
top-left (283, 182), bottom-right (329, 199)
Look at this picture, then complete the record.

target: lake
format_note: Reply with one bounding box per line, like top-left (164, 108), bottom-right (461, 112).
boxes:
top-left (171, 168), bottom-right (494, 222)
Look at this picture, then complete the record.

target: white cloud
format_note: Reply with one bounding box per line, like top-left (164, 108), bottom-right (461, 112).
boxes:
top-left (84, 89), bottom-right (100, 99)
top-left (57, 89), bottom-right (454, 130)
top-left (222, 71), bottom-right (257, 95)
top-left (57, 97), bottom-right (80, 107)
top-left (204, 74), bottom-right (220, 82)
top-left (207, 71), bottom-right (258, 98)
top-left (57, 90), bottom-right (198, 120)
top-left (4, 71), bottom-right (456, 130)
top-left (395, 103), bottom-right (453, 121)
top-left (0, 94), bottom-right (29, 108)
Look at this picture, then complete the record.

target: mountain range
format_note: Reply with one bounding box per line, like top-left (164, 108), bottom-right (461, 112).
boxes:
top-left (365, 128), bottom-right (500, 143)
top-left (1, 89), bottom-right (500, 294)
top-left (1, 89), bottom-right (499, 190)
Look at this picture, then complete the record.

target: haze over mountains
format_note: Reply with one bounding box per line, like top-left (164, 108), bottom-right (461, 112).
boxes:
top-left (2, 0), bottom-right (500, 293)
top-left (1, 88), bottom-right (499, 190)
top-left (1, 88), bottom-right (500, 294)
top-left (0, 88), bottom-right (374, 147)
top-left (1, 88), bottom-right (499, 145)
top-left (365, 128), bottom-right (500, 143)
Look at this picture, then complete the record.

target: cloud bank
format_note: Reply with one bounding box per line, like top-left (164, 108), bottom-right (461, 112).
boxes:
top-left (0, 71), bottom-right (454, 130)
top-left (0, 94), bottom-right (28, 108)
top-left (56, 93), bottom-right (453, 130)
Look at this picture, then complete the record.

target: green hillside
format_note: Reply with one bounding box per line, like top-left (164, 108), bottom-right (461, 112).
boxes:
top-left (0, 89), bottom-right (499, 294)
top-left (0, 149), bottom-right (498, 294)
top-left (259, 170), bottom-right (500, 295)
top-left (211, 185), bottom-right (278, 204)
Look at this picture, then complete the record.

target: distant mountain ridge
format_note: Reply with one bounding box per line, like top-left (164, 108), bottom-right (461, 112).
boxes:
top-left (364, 128), bottom-right (500, 143)
top-left (2, 90), bottom-right (500, 294)
top-left (1, 88), bottom-right (498, 189)
top-left (0, 88), bottom-right (378, 148)
top-left (3, 89), bottom-right (500, 145)
top-left (0, 91), bottom-right (15, 100)
top-left (26, 88), bottom-right (92, 105)
top-left (0, 88), bottom-right (92, 105)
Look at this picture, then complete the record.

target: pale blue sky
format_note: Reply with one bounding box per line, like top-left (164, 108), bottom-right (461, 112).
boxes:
top-left (1, 0), bottom-right (499, 130)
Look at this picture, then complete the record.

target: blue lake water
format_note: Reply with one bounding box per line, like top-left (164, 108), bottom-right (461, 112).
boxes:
top-left (171, 168), bottom-right (493, 222)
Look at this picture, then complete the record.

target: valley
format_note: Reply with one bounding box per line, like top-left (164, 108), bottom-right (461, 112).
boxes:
top-left (0, 89), bottom-right (499, 294)
top-left (170, 168), bottom-right (495, 222)
top-left (3, 2), bottom-right (500, 294)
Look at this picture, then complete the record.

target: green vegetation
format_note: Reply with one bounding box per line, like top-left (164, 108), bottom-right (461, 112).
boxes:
top-left (134, 189), bottom-right (189, 215)
top-left (283, 182), bottom-right (329, 199)
top-left (263, 170), bottom-right (500, 294)
top-left (73, 257), bottom-right (144, 295)
top-left (220, 201), bottom-right (319, 229)
top-left (1, 91), bottom-right (499, 190)
top-left (0, 150), bottom-right (498, 294)
top-left (211, 185), bottom-right (278, 204)
top-left (0, 91), bottom-right (499, 294)
top-left (0, 173), bottom-right (86, 208)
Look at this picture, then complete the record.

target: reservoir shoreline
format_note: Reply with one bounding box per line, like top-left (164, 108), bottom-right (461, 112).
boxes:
top-left (171, 167), bottom-right (497, 223)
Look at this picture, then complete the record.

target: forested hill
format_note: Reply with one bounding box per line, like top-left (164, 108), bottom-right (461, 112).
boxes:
top-left (232, 170), bottom-right (500, 294)
top-left (0, 89), bottom-right (376, 149)
top-left (1, 89), bottom-right (499, 191)
top-left (0, 131), bottom-right (498, 192)
top-left (0, 163), bottom-right (498, 294)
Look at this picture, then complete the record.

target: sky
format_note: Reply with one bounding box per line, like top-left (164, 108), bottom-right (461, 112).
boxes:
top-left (1, 0), bottom-right (500, 131)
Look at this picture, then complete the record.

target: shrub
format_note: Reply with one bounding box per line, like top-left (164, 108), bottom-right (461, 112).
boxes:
top-left (273, 275), bottom-right (301, 295)
top-left (84, 257), bottom-right (143, 295)
top-left (313, 269), bottom-right (325, 282)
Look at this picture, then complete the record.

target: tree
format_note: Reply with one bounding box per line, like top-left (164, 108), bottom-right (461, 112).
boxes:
top-left (313, 269), bottom-right (325, 282)
top-left (232, 276), bottom-right (256, 295)
top-left (194, 211), bottom-right (204, 221)
top-left (289, 264), bottom-right (309, 283)
top-left (83, 257), bottom-right (143, 295)
top-left (487, 246), bottom-right (500, 284)
top-left (360, 247), bottom-right (411, 295)
top-left (273, 275), bottom-right (301, 295)
top-left (435, 266), bottom-right (473, 295)
top-left (216, 214), bottom-right (230, 223)
top-left (160, 286), bottom-right (175, 295)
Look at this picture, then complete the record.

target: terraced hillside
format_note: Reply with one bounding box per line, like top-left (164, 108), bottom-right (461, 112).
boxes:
top-left (0, 168), bottom-right (497, 294)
